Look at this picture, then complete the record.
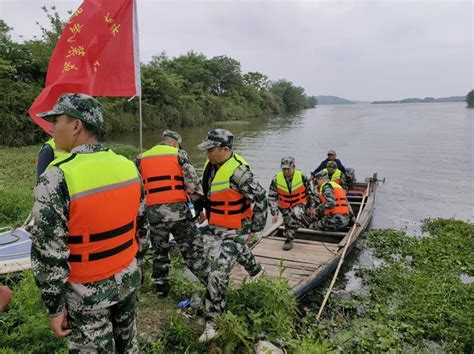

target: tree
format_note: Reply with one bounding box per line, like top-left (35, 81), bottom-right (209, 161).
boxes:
top-left (206, 55), bottom-right (243, 96)
top-left (466, 90), bottom-right (474, 108)
top-left (243, 71), bottom-right (269, 91)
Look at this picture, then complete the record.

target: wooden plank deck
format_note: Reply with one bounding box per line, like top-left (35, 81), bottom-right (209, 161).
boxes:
top-left (230, 236), bottom-right (340, 289)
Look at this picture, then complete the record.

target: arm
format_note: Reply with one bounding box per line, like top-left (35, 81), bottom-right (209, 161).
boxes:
top-left (178, 149), bottom-right (204, 203)
top-left (232, 166), bottom-right (268, 233)
top-left (37, 144), bottom-right (55, 180)
top-left (28, 168), bottom-right (70, 317)
top-left (267, 178), bottom-right (280, 217)
top-left (336, 159), bottom-right (347, 174)
top-left (312, 160), bottom-right (327, 176)
top-left (135, 174), bottom-right (149, 265)
top-left (302, 174), bottom-right (317, 209)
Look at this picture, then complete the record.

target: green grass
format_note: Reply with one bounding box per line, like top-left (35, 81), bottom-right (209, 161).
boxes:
top-left (1, 145), bottom-right (472, 352)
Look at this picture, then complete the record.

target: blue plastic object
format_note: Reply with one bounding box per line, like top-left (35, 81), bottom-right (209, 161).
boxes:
top-left (178, 299), bottom-right (191, 309)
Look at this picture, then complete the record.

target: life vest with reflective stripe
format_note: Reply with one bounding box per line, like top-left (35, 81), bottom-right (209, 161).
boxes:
top-left (276, 170), bottom-right (308, 209)
top-left (45, 138), bottom-right (68, 160)
top-left (50, 150), bottom-right (141, 283)
top-left (36, 138), bottom-right (67, 167)
top-left (323, 168), bottom-right (342, 185)
top-left (319, 181), bottom-right (350, 216)
top-left (140, 145), bottom-right (187, 206)
top-left (203, 153), bottom-right (252, 229)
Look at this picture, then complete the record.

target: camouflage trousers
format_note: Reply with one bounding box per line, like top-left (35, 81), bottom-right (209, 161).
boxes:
top-left (280, 204), bottom-right (306, 240)
top-left (309, 214), bottom-right (352, 231)
top-left (66, 290), bottom-right (138, 353)
top-left (201, 226), bottom-right (262, 319)
top-left (150, 218), bottom-right (207, 286)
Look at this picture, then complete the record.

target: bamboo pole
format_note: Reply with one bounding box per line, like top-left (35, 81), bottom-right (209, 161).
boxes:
top-left (316, 189), bottom-right (368, 321)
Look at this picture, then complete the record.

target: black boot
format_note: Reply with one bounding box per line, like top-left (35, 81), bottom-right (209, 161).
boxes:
top-left (283, 239), bottom-right (293, 251)
top-left (155, 283), bottom-right (170, 298)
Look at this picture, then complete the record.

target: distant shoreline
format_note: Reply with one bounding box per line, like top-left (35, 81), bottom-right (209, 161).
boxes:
top-left (317, 95), bottom-right (465, 105)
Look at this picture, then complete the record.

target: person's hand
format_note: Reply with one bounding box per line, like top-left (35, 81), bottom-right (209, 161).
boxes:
top-left (49, 309), bottom-right (71, 337)
top-left (198, 211), bottom-right (207, 224)
top-left (247, 232), bottom-right (257, 245)
top-left (306, 208), bottom-right (316, 218)
top-left (271, 215), bottom-right (278, 224)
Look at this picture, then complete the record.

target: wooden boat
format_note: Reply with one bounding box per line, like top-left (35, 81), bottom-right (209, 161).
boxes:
top-left (231, 173), bottom-right (379, 299)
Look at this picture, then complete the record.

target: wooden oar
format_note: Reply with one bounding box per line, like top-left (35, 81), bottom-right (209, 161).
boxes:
top-left (316, 188), bottom-right (368, 321)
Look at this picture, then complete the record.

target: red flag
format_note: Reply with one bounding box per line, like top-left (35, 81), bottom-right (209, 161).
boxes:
top-left (29, 0), bottom-right (141, 133)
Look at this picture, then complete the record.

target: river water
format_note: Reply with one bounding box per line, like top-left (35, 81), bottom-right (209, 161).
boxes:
top-left (107, 102), bottom-right (473, 232)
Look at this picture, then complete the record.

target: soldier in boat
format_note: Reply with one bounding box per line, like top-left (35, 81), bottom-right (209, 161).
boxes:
top-left (310, 170), bottom-right (353, 231)
top-left (268, 157), bottom-right (316, 251)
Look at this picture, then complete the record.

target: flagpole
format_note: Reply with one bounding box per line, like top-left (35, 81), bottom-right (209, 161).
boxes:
top-left (139, 95), bottom-right (143, 152)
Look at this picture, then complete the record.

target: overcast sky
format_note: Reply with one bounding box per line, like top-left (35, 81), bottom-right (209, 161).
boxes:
top-left (1, 0), bottom-right (472, 101)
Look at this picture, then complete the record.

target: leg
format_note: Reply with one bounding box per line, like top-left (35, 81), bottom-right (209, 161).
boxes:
top-left (171, 218), bottom-right (208, 284)
top-left (235, 234), bottom-right (262, 276)
top-left (112, 290), bottom-right (139, 354)
top-left (202, 231), bottom-right (239, 319)
top-left (149, 222), bottom-right (172, 292)
top-left (66, 305), bottom-right (114, 353)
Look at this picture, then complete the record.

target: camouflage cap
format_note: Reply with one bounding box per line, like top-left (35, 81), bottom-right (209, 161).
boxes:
top-left (37, 93), bottom-right (104, 129)
top-left (327, 160), bottom-right (337, 168)
top-left (280, 156), bottom-right (295, 168)
top-left (197, 129), bottom-right (233, 150)
top-left (162, 130), bottom-right (182, 147)
top-left (314, 170), bottom-right (329, 180)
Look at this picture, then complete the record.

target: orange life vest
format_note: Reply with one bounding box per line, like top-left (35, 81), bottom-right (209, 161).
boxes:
top-left (140, 145), bottom-right (188, 206)
top-left (276, 170), bottom-right (308, 209)
top-left (319, 181), bottom-right (350, 216)
top-left (51, 150), bottom-right (141, 283)
top-left (203, 153), bottom-right (252, 229)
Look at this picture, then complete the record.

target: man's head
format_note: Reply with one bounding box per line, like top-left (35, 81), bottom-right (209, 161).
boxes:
top-left (37, 93), bottom-right (104, 152)
top-left (326, 160), bottom-right (337, 174)
top-left (327, 149), bottom-right (337, 161)
top-left (161, 130), bottom-right (182, 148)
top-left (314, 170), bottom-right (329, 187)
top-left (198, 129), bottom-right (234, 165)
top-left (280, 156), bottom-right (295, 178)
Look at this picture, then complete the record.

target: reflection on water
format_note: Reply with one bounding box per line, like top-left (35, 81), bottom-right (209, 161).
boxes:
top-left (106, 102), bottom-right (473, 231)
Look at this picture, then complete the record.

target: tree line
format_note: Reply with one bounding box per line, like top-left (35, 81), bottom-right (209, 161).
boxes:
top-left (0, 9), bottom-right (316, 147)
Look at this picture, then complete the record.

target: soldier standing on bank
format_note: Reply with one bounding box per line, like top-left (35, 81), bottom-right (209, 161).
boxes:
top-left (137, 130), bottom-right (207, 297)
top-left (311, 170), bottom-right (353, 231)
top-left (28, 93), bottom-right (149, 353)
top-left (196, 129), bottom-right (268, 342)
top-left (268, 157), bottom-right (316, 251)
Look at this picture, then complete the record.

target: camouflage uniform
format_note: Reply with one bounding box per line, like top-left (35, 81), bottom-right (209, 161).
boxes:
top-left (268, 157), bottom-right (317, 241)
top-left (136, 130), bottom-right (207, 292)
top-left (28, 93), bottom-right (149, 353)
top-left (198, 129), bottom-right (268, 319)
top-left (310, 171), bottom-right (353, 231)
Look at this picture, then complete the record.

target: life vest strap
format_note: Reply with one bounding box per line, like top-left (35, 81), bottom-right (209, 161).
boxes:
top-left (69, 238), bottom-right (134, 262)
top-left (68, 220), bottom-right (134, 244)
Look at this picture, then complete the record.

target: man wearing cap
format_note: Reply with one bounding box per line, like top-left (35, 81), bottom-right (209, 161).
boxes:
top-left (27, 93), bottom-right (149, 352)
top-left (268, 157), bottom-right (316, 251)
top-left (321, 160), bottom-right (348, 191)
top-left (137, 130), bottom-right (207, 297)
top-left (312, 149), bottom-right (348, 176)
top-left (311, 170), bottom-right (353, 231)
top-left (196, 128), bottom-right (268, 341)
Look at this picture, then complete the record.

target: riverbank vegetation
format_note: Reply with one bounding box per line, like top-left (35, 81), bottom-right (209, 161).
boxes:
top-left (466, 90), bottom-right (474, 108)
top-left (0, 8), bottom-right (316, 147)
top-left (1, 144), bottom-right (472, 352)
